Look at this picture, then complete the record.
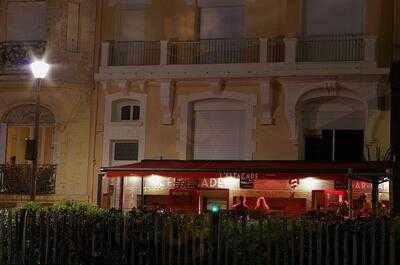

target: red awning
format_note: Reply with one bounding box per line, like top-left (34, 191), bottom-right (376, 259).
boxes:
top-left (101, 160), bottom-right (391, 182)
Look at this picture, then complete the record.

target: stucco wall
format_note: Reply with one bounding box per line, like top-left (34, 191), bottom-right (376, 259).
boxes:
top-left (0, 85), bottom-right (91, 201)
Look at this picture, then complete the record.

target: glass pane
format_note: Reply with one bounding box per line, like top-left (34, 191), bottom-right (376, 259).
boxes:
top-left (132, 106), bottom-right (140, 120)
top-left (120, 106), bottom-right (131, 121)
top-left (114, 142), bottom-right (138, 161)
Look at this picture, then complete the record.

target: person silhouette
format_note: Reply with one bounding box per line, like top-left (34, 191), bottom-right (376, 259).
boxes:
top-left (233, 196), bottom-right (250, 217)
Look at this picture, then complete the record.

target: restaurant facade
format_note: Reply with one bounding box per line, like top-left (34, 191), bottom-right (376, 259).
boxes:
top-left (99, 160), bottom-right (391, 216)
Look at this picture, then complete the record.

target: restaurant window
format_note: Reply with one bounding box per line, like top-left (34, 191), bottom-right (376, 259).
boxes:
top-left (303, 0), bottom-right (363, 35)
top-left (111, 99), bottom-right (141, 122)
top-left (6, 1), bottom-right (47, 41)
top-left (305, 129), bottom-right (364, 161)
top-left (112, 141), bottom-right (139, 161)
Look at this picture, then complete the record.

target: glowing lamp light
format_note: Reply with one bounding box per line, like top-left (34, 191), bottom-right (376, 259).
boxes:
top-left (211, 204), bottom-right (220, 213)
top-left (379, 181), bottom-right (390, 193)
top-left (221, 176), bottom-right (240, 189)
top-left (300, 177), bottom-right (320, 191)
top-left (30, 60), bottom-right (50, 79)
top-left (146, 175), bottom-right (164, 188)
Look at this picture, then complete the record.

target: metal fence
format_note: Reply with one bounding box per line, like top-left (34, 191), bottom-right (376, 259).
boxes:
top-left (168, 38), bottom-right (260, 65)
top-left (110, 41), bottom-right (161, 66)
top-left (0, 164), bottom-right (56, 194)
top-left (1, 208), bottom-right (398, 265)
top-left (0, 41), bottom-right (46, 71)
top-left (296, 34), bottom-right (364, 62)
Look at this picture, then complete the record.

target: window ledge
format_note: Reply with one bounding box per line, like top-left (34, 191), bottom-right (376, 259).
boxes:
top-left (109, 121), bottom-right (143, 127)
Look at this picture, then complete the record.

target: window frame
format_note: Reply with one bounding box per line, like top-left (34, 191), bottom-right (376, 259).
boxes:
top-left (112, 100), bottom-right (142, 124)
top-left (111, 140), bottom-right (139, 163)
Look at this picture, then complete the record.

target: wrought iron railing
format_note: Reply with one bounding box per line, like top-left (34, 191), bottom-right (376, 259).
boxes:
top-left (0, 41), bottom-right (46, 72)
top-left (109, 41), bottom-right (161, 66)
top-left (0, 164), bottom-right (56, 195)
top-left (296, 34), bottom-right (364, 62)
top-left (168, 38), bottom-right (260, 64)
top-left (167, 40), bottom-right (201, 64)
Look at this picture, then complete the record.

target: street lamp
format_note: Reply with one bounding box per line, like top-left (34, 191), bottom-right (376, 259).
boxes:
top-left (29, 60), bottom-right (50, 201)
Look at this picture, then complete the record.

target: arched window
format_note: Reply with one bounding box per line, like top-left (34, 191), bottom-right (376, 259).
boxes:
top-left (1, 104), bottom-right (55, 164)
top-left (111, 99), bottom-right (141, 122)
top-left (299, 97), bottom-right (365, 161)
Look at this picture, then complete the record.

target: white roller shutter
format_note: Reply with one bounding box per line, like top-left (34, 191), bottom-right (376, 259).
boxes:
top-left (0, 123), bottom-right (7, 164)
top-left (193, 110), bottom-right (245, 160)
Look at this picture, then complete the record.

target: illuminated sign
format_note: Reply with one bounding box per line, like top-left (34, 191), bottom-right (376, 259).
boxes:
top-left (199, 177), bottom-right (240, 189)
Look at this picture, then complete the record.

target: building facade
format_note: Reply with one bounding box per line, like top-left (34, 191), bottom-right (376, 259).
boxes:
top-left (0, 0), bottom-right (398, 210)
top-left (93, 0), bottom-right (397, 212)
top-left (0, 0), bottom-right (98, 206)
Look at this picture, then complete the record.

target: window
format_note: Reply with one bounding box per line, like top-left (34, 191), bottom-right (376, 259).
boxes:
top-left (192, 99), bottom-right (246, 160)
top-left (113, 141), bottom-right (139, 161)
top-left (6, 1), bottom-right (47, 41)
top-left (305, 130), bottom-right (364, 161)
top-left (303, 0), bottom-right (363, 35)
top-left (120, 106), bottom-right (131, 121)
top-left (1, 105), bottom-right (55, 164)
top-left (118, 9), bottom-right (146, 41)
top-left (200, 6), bottom-right (244, 39)
top-left (111, 99), bottom-right (141, 122)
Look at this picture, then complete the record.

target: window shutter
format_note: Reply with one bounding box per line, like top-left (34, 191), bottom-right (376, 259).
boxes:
top-left (200, 6), bottom-right (244, 39)
top-left (0, 123), bottom-right (7, 164)
top-left (6, 1), bottom-right (47, 41)
top-left (193, 110), bottom-right (244, 160)
top-left (304, 0), bottom-right (363, 35)
top-left (119, 9), bottom-right (146, 41)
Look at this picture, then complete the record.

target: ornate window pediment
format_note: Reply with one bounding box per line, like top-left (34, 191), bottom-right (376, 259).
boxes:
top-left (3, 104), bottom-right (55, 125)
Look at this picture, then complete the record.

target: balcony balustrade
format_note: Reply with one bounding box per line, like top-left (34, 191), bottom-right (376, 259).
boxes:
top-left (109, 40), bottom-right (161, 66)
top-left (167, 38), bottom-right (262, 64)
top-left (101, 35), bottom-right (376, 68)
top-left (0, 41), bottom-right (46, 73)
top-left (0, 164), bottom-right (56, 195)
top-left (296, 34), bottom-right (365, 62)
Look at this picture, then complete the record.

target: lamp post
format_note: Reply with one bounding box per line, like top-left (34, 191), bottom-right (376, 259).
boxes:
top-left (29, 60), bottom-right (50, 201)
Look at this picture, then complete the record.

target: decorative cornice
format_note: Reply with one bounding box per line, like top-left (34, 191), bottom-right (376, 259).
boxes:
top-left (96, 63), bottom-right (388, 82)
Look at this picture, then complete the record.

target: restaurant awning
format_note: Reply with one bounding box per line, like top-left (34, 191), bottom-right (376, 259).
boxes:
top-left (100, 160), bottom-right (392, 183)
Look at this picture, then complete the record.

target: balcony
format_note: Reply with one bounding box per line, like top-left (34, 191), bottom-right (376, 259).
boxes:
top-left (0, 40), bottom-right (46, 74)
top-left (98, 34), bottom-right (379, 80)
top-left (0, 164), bottom-right (56, 195)
top-left (296, 34), bottom-right (364, 62)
